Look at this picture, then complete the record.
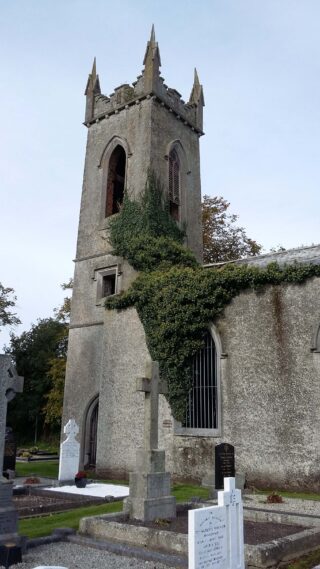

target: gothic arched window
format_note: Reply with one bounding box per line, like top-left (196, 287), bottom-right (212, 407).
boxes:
top-left (105, 145), bottom-right (126, 217)
top-left (183, 330), bottom-right (218, 430)
top-left (168, 148), bottom-right (180, 221)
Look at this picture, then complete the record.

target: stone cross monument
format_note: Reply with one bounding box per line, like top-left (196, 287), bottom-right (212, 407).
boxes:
top-left (0, 355), bottom-right (24, 549)
top-left (127, 360), bottom-right (176, 521)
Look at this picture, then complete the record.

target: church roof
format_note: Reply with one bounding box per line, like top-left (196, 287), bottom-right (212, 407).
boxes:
top-left (204, 243), bottom-right (320, 269)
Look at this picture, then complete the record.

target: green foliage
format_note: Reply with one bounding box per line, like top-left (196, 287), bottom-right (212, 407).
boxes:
top-left (202, 195), bottom-right (262, 263)
top-left (7, 280), bottom-right (73, 439)
top-left (0, 282), bottom-right (20, 329)
top-left (107, 174), bottom-right (320, 420)
top-left (42, 357), bottom-right (67, 428)
top-left (109, 171), bottom-right (195, 271)
top-left (6, 318), bottom-right (66, 440)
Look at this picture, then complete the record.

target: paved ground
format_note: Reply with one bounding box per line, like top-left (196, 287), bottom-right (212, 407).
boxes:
top-left (46, 483), bottom-right (129, 498)
top-left (243, 493), bottom-right (320, 516)
top-left (4, 542), bottom-right (178, 569)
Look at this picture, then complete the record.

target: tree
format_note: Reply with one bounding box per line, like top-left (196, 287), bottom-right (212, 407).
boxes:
top-left (202, 195), bottom-right (262, 264)
top-left (0, 283), bottom-right (20, 329)
top-left (6, 318), bottom-right (66, 441)
top-left (6, 280), bottom-right (73, 441)
top-left (42, 279), bottom-right (73, 428)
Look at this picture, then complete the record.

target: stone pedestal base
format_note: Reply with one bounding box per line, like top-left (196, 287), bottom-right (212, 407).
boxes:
top-left (127, 449), bottom-right (176, 522)
top-left (130, 495), bottom-right (176, 522)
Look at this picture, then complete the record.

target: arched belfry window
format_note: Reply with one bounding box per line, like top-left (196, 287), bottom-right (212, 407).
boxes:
top-left (168, 148), bottom-right (180, 221)
top-left (182, 330), bottom-right (218, 431)
top-left (105, 145), bottom-right (126, 217)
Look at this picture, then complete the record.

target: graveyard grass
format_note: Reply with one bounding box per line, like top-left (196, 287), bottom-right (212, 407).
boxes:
top-left (285, 548), bottom-right (320, 569)
top-left (18, 501), bottom-right (123, 538)
top-left (16, 460), bottom-right (59, 478)
top-left (19, 485), bottom-right (209, 538)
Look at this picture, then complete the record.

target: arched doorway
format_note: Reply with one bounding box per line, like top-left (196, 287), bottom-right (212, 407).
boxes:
top-left (83, 396), bottom-right (99, 468)
top-left (88, 400), bottom-right (99, 467)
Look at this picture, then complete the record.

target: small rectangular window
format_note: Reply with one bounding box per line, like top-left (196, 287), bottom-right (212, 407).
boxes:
top-left (102, 274), bottom-right (116, 297)
top-left (94, 265), bottom-right (120, 304)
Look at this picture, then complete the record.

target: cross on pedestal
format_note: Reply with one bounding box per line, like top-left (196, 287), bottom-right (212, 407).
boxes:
top-left (0, 356), bottom-right (24, 479)
top-left (64, 418), bottom-right (79, 440)
top-left (136, 361), bottom-right (168, 451)
top-left (218, 477), bottom-right (244, 569)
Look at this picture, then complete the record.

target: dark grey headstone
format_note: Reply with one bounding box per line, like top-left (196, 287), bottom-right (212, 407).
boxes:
top-left (0, 510), bottom-right (18, 536)
top-left (3, 427), bottom-right (16, 473)
top-left (215, 442), bottom-right (235, 490)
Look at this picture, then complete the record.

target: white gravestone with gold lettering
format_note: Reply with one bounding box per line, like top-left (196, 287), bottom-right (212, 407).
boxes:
top-left (58, 419), bottom-right (80, 482)
top-left (189, 477), bottom-right (244, 569)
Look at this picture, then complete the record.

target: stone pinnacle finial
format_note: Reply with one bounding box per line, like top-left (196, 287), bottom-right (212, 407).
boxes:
top-left (85, 57), bottom-right (101, 96)
top-left (188, 67), bottom-right (204, 131)
top-left (84, 56), bottom-right (101, 122)
top-left (143, 24), bottom-right (161, 67)
top-left (91, 57), bottom-right (97, 80)
top-left (150, 23), bottom-right (156, 43)
top-left (189, 67), bottom-right (204, 106)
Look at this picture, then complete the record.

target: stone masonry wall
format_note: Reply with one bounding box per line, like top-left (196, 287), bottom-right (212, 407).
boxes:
top-left (160, 276), bottom-right (320, 490)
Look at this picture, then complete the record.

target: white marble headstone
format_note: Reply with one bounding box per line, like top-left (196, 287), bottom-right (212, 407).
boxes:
top-left (58, 419), bottom-right (80, 482)
top-left (189, 504), bottom-right (227, 569)
top-left (188, 477), bottom-right (244, 569)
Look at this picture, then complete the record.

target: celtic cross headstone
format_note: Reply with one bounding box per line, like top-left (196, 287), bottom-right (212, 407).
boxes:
top-left (58, 419), bottom-right (80, 482)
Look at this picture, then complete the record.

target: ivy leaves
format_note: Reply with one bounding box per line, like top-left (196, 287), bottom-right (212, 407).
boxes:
top-left (106, 175), bottom-right (320, 421)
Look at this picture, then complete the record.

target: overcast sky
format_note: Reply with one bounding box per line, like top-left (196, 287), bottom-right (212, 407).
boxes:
top-left (1, 0), bottom-right (320, 349)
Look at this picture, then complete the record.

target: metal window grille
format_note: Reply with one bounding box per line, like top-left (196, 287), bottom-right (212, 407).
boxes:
top-left (168, 149), bottom-right (180, 204)
top-left (183, 331), bottom-right (217, 429)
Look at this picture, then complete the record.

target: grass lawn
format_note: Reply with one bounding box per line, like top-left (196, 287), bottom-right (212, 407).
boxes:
top-left (19, 501), bottom-right (123, 538)
top-left (16, 460), bottom-right (59, 478)
top-left (16, 465), bottom-right (209, 539)
top-left (172, 483), bottom-right (209, 502)
top-left (285, 549), bottom-right (320, 569)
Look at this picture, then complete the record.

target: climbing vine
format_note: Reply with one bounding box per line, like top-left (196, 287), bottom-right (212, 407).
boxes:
top-left (106, 173), bottom-right (320, 421)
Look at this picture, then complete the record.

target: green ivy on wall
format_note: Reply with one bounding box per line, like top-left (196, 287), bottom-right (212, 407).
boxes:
top-left (106, 173), bottom-right (320, 421)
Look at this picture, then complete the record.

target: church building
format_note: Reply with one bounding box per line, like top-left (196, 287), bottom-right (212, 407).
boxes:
top-left (62, 28), bottom-right (320, 491)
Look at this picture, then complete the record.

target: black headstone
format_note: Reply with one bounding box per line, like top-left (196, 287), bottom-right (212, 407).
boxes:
top-left (215, 442), bottom-right (235, 489)
top-left (0, 544), bottom-right (22, 568)
top-left (3, 428), bottom-right (16, 473)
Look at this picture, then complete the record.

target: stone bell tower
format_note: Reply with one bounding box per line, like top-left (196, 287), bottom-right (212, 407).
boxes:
top-left (62, 27), bottom-right (205, 476)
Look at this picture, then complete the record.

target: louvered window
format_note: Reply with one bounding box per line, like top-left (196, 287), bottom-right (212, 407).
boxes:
top-left (183, 331), bottom-right (218, 429)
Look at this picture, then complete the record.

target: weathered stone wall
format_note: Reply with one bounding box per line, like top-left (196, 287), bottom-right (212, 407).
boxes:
top-left (160, 276), bottom-right (320, 490)
top-left (150, 100), bottom-right (202, 261)
top-left (96, 307), bottom-right (150, 478)
top-left (64, 240), bottom-right (320, 488)
top-left (215, 277), bottom-right (320, 490)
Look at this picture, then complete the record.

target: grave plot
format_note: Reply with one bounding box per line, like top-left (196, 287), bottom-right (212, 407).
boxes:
top-left (78, 478), bottom-right (320, 569)
top-left (12, 487), bottom-right (108, 518)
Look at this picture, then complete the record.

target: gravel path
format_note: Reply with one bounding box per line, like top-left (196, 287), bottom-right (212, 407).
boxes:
top-left (2, 542), bottom-right (177, 569)
top-left (243, 494), bottom-right (320, 516)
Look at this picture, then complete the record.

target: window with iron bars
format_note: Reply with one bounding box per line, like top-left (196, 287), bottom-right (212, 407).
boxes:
top-left (182, 330), bottom-right (218, 430)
